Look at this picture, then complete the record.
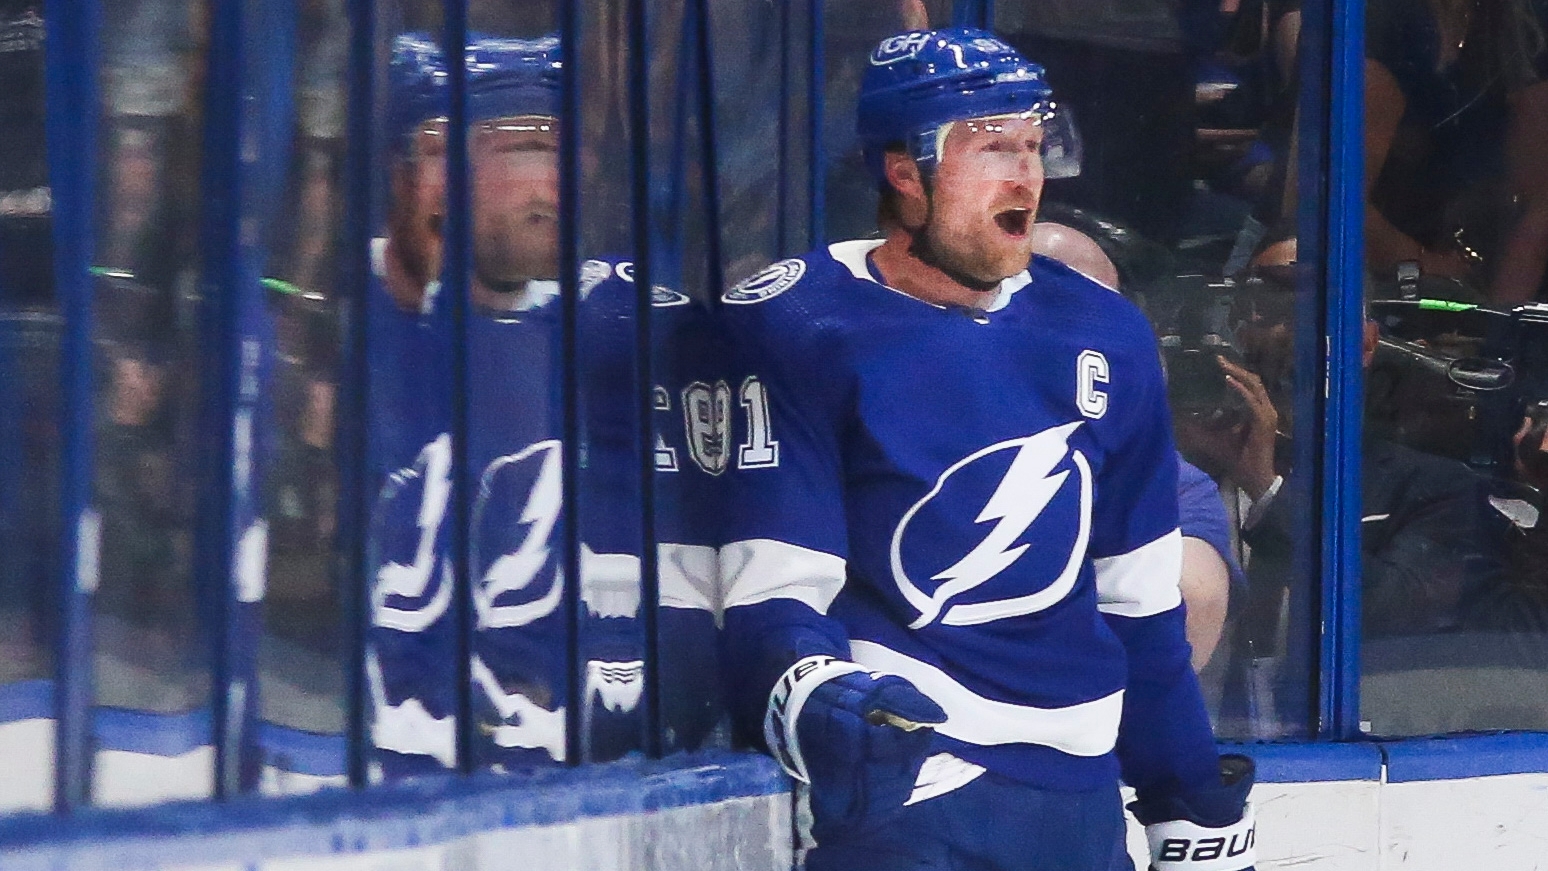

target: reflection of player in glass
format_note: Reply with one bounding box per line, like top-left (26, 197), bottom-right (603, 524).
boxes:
top-left (459, 34), bottom-right (573, 767)
top-left (719, 28), bottom-right (1254, 871)
top-left (380, 33), bottom-right (449, 313)
top-left (459, 34), bottom-right (726, 761)
top-left (466, 37), bottom-right (560, 310)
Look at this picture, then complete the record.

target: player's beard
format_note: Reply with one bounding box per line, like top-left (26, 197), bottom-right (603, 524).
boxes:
top-left (473, 210), bottom-right (560, 292)
top-left (908, 197), bottom-right (1021, 294)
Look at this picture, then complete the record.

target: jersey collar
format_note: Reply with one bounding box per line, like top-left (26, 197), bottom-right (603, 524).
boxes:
top-left (828, 238), bottom-right (1030, 313)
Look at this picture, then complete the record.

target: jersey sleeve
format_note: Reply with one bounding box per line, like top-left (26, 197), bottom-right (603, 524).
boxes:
top-left (716, 299), bottom-right (855, 746)
top-left (1177, 454), bottom-right (1246, 589)
top-left (1090, 334), bottom-right (1222, 805)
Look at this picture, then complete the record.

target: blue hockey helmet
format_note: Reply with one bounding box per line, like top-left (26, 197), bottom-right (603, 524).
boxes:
top-left (465, 34), bottom-right (562, 125)
top-left (387, 32), bottom-right (449, 157)
top-left (856, 28), bottom-right (1080, 185)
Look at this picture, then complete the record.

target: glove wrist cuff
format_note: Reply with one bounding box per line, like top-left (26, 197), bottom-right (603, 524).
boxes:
top-left (763, 655), bottom-right (866, 783)
top-left (1145, 801), bottom-right (1256, 871)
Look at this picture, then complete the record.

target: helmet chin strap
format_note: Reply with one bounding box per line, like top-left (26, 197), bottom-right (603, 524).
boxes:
top-left (905, 171), bottom-right (1003, 294)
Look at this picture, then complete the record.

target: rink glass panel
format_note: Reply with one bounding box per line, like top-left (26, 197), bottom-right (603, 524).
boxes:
top-left (987, 0), bottom-right (1326, 740)
top-left (361, 1), bottom-right (467, 782)
top-left (254, 0), bottom-right (351, 794)
top-left (90, 0), bottom-right (217, 804)
top-left (461, 2), bottom-right (575, 772)
top-left (1357, 0), bottom-right (1548, 736)
top-left (707, 0), bottom-right (803, 275)
top-left (646, 0), bottom-right (730, 754)
top-left (566, 0), bottom-right (650, 764)
top-left (0, 0), bottom-right (57, 812)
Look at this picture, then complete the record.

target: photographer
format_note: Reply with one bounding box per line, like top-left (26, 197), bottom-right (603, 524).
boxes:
top-left (1173, 234), bottom-right (1509, 735)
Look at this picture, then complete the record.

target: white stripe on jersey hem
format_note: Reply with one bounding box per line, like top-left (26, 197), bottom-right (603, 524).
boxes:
top-left (1094, 528), bottom-right (1184, 618)
top-left (906, 753), bottom-right (987, 806)
top-left (719, 538), bottom-right (846, 614)
top-left (850, 641), bottom-right (1123, 757)
top-left (658, 543), bottom-right (719, 615)
top-left (826, 239), bottom-right (1031, 313)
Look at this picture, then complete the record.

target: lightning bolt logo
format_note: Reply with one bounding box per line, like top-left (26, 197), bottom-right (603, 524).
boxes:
top-left (891, 421), bottom-right (1092, 629)
top-left (373, 434), bottom-right (455, 633)
top-left (472, 439), bottom-right (565, 628)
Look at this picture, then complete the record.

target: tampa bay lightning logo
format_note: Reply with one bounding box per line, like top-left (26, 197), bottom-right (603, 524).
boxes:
top-left (890, 421), bottom-right (1093, 629)
top-left (722, 259), bottom-right (806, 304)
top-left (472, 439), bottom-right (565, 628)
top-left (372, 434), bottom-right (455, 632)
top-left (603, 260), bottom-right (692, 307)
top-left (650, 285), bottom-right (691, 307)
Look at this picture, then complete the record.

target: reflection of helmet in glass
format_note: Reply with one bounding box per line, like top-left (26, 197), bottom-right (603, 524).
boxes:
top-left (387, 33), bottom-right (450, 157)
top-left (465, 34), bottom-right (562, 125)
top-left (856, 28), bottom-right (1057, 185)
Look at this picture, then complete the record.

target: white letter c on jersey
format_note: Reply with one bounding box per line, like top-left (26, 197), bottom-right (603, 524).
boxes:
top-left (1077, 350), bottom-right (1109, 420)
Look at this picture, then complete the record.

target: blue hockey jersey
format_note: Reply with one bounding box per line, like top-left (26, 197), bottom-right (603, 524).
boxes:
top-left (718, 240), bottom-right (1220, 800)
top-left (365, 248), bottom-right (726, 774)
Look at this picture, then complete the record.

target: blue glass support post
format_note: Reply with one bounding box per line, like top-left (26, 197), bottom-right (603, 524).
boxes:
top-left (442, 0), bottom-right (474, 774)
top-left (42, 0), bottom-right (102, 813)
top-left (1292, 0), bottom-right (1332, 741)
top-left (339, 0), bottom-right (376, 788)
top-left (775, 0), bottom-right (792, 258)
top-left (692, 0), bottom-right (727, 305)
top-left (807, 0), bottom-right (825, 248)
top-left (1320, 0), bottom-right (1366, 740)
top-left (559, 0), bottom-right (585, 766)
top-left (197, 0), bottom-right (297, 798)
top-left (630, 0), bottom-right (663, 759)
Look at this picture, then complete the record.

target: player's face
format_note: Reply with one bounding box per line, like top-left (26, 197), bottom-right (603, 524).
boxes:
top-left (924, 115), bottom-right (1045, 284)
top-left (471, 115), bottom-right (560, 284)
top-left (387, 119), bottom-right (449, 290)
top-left (409, 121), bottom-right (449, 224)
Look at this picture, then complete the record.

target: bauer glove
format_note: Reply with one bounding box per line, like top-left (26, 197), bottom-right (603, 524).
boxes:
top-left (763, 655), bottom-right (947, 841)
top-left (1129, 753), bottom-right (1257, 871)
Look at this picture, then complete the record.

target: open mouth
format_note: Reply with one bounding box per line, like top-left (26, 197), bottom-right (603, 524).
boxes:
top-left (994, 207), bottom-right (1031, 237)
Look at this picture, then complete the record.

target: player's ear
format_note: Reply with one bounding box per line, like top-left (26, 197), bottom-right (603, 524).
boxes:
top-left (884, 151), bottom-right (928, 225)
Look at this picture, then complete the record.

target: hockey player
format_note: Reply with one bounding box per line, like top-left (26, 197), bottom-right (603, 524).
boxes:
top-left (718, 28), bottom-right (1256, 870)
top-left (461, 34), bottom-right (728, 761)
top-left (364, 32), bottom-right (459, 779)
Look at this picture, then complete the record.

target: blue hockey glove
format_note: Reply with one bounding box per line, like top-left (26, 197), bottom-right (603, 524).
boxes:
top-left (1129, 754), bottom-right (1257, 871)
top-left (763, 655), bottom-right (947, 839)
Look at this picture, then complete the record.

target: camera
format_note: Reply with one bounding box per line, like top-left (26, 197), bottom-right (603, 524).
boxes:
top-left (1147, 273), bottom-right (1249, 429)
top-left (1367, 298), bottom-right (1548, 477)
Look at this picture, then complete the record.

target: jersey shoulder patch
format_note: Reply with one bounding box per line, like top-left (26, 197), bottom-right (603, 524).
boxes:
top-left (722, 258), bottom-right (807, 305)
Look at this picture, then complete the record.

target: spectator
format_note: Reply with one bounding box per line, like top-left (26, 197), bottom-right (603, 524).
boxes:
top-left (1365, 0), bottom-right (1548, 304)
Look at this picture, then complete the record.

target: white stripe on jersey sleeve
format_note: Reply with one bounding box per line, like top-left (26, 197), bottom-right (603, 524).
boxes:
top-left (658, 543), bottom-right (719, 614)
top-left (1093, 528), bottom-right (1184, 618)
top-left (851, 641), bottom-right (1124, 757)
top-left (719, 538), bottom-right (847, 614)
